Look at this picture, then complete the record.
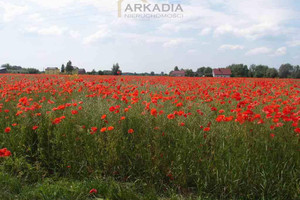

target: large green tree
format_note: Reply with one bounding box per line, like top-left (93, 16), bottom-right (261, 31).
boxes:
top-left (66, 61), bottom-right (74, 73)
top-left (279, 63), bottom-right (293, 78)
top-left (185, 69), bottom-right (195, 77)
top-left (291, 65), bottom-right (300, 79)
top-left (266, 68), bottom-right (278, 78)
top-left (254, 65), bottom-right (269, 78)
top-left (227, 64), bottom-right (248, 77)
top-left (204, 67), bottom-right (213, 77)
top-left (112, 63), bottom-right (121, 75)
top-left (196, 67), bottom-right (212, 77)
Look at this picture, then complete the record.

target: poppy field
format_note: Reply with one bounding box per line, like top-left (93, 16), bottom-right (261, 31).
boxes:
top-left (0, 74), bottom-right (299, 199)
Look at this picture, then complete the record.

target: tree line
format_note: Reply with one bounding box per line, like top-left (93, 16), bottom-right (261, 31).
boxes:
top-left (1, 62), bottom-right (299, 78)
top-left (1, 64), bottom-right (39, 74)
top-left (174, 63), bottom-right (299, 78)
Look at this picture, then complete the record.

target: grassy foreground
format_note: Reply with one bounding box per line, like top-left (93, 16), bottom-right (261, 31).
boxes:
top-left (0, 74), bottom-right (299, 199)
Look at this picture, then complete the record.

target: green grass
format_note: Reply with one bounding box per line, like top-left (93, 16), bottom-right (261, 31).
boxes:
top-left (0, 75), bottom-right (299, 199)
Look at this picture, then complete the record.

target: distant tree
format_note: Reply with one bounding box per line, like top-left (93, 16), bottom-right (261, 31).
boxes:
top-left (227, 64), bottom-right (248, 77)
top-left (266, 68), bottom-right (278, 78)
top-left (185, 69), bottom-right (194, 77)
top-left (27, 68), bottom-right (40, 74)
top-left (196, 67), bottom-right (206, 77)
top-left (66, 60), bottom-right (74, 73)
top-left (204, 67), bottom-right (213, 77)
top-left (248, 64), bottom-right (256, 77)
top-left (89, 69), bottom-right (96, 75)
top-left (1, 63), bottom-right (11, 69)
top-left (174, 66), bottom-right (179, 71)
top-left (150, 71), bottom-right (155, 76)
top-left (112, 63), bottom-right (121, 75)
top-left (291, 65), bottom-right (300, 79)
top-left (98, 70), bottom-right (104, 75)
top-left (61, 64), bottom-right (65, 73)
top-left (254, 65), bottom-right (269, 78)
top-left (279, 63), bottom-right (293, 78)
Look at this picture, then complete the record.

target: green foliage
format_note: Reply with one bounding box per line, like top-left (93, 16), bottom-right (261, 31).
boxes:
top-left (291, 65), bottom-right (300, 79)
top-left (61, 65), bottom-right (65, 73)
top-left (98, 70), bottom-right (104, 75)
top-left (66, 61), bottom-right (74, 73)
top-left (1, 64), bottom-right (40, 74)
top-left (279, 63), bottom-right (293, 78)
top-left (227, 64), bottom-right (248, 77)
top-left (185, 69), bottom-right (194, 77)
top-left (266, 68), bottom-right (279, 78)
top-left (90, 69), bottom-right (97, 75)
top-left (112, 63), bottom-right (121, 75)
top-left (0, 79), bottom-right (299, 199)
top-left (196, 67), bottom-right (212, 77)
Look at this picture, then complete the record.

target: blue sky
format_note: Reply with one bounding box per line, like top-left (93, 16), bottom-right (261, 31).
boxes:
top-left (0, 0), bottom-right (299, 73)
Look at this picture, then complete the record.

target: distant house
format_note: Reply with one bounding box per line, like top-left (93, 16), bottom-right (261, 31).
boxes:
top-left (45, 67), bottom-right (60, 75)
top-left (170, 70), bottom-right (185, 77)
top-left (78, 69), bottom-right (86, 74)
top-left (213, 68), bottom-right (232, 77)
top-left (0, 68), bottom-right (7, 74)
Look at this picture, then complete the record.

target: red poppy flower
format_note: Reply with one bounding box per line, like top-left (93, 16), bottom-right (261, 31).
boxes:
top-left (120, 116), bottom-right (126, 120)
top-left (71, 110), bottom-right (78, 115)
top-left (0, 148), bottom-right (11, 157)
top-left (32, 126), bottom-right (39, 130)
top-left (109, 106), bottom-right (115, 112)
top-left (89, 188), bottom-right (97, 194)
top-left (90, 127), bottom-right (98, 134)
top-left (167, 114), bottom-right (175, 119)
top-left (150, 108), bottom-right (157, 117)
top-left (128, 129), bottom-right (134, 134)
top-left (203, 127), bottom-right (210, 132)
top-left (5, 127), bottom-right (11, 133)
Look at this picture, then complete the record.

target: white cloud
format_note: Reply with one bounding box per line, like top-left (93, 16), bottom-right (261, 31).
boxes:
top-left (26, 25), bottom-right (67, 36)
top-left (28, 0), bottom-right (115, 11)
top-left (83, 26), bottom-right (110, 44)
top-left (286, 40), bottom-right (300, 47)
top-left (28, 13), bottom-right (44, 22)
top-left (272, 47), bottom-right (287, 56)
top-left (219, 44), bottom-right (244, 50)
top-left (158, 23), bottom-right (193, 33)
top-left (69, 30), bottom-right (80, 39)
top-left (245, 47), bottom-right (272, 56)
top-left (214, 23), bottom-right (281, 40)
top-left (0, 2), bottom-right (28, 22)
top-left (187, 49), bottom-right (197, 54)
top-left (28, 0), bottom-right (76, 9)
top-left (199, 27), bottom-right (211, 36)
top-left (163, 38), bottom-right (192, 48)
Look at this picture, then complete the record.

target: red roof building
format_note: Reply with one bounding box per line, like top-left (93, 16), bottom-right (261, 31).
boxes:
top-left (213, 68), bottom-right (232, 77)
top-left (170, 70), bottom-right (185, 77)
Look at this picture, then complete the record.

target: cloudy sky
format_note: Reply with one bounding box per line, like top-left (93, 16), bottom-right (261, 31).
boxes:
top-left (0, 0), bottom-right (299, 73)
